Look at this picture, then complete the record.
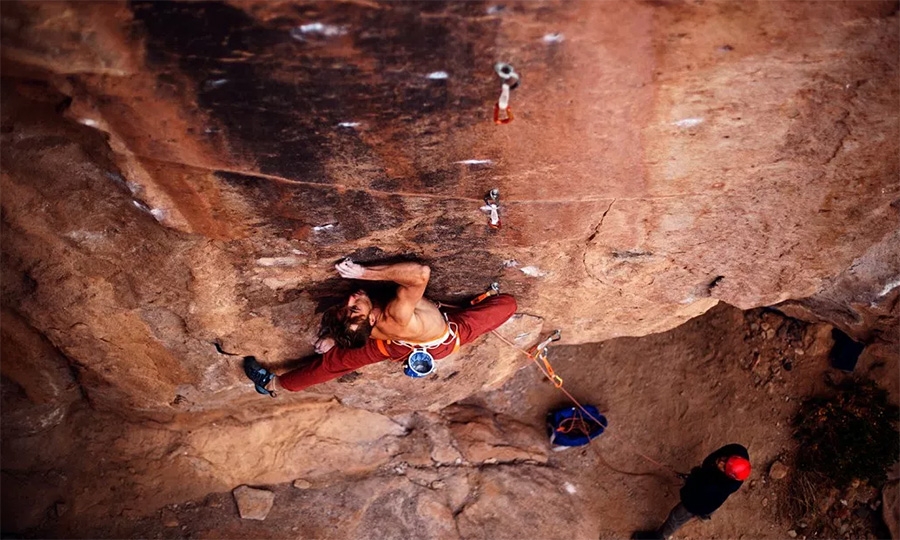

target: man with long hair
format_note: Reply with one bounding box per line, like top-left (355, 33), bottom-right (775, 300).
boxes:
top-left (243, 259), bottom-right (517, 395)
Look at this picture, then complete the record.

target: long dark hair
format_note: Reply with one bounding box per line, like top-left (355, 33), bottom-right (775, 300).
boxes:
top-left (319, 305), bottom-right (374, 349)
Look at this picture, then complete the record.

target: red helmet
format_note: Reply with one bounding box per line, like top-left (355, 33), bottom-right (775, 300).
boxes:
top-left (724, 456), bottom-right (751, 481)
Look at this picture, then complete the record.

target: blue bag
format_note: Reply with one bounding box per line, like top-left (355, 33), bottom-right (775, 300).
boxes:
top-left (547, 405), bottom-right (607, 447)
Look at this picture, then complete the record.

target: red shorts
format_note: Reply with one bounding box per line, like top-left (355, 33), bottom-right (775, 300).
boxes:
top-left (278, 294), bottom-right (517, 392)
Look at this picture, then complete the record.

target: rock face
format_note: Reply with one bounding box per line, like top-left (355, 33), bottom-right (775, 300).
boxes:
top-left (886, 479), bottom-right (900, 539)
top-left (0, 0), bottom-right (897, 535)
top-left (0, 0), bottom-right (896, 417)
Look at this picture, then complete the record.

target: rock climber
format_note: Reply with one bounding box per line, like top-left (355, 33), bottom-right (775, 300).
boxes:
top-left (243, 259), bottom-right (517, 395)
top-left (634, 443), bottom-right (751, 539)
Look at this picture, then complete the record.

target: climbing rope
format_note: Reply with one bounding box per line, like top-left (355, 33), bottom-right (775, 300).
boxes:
top-left (490, 328), bottom-right (677, 475)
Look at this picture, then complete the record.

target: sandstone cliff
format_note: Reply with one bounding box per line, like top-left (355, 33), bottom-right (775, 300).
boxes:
top-left (1, 1), bottom-right (897, 537)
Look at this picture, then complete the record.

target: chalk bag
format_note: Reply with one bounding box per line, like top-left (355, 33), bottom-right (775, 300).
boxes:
top-left (404, 349), bottom-right (436, 378)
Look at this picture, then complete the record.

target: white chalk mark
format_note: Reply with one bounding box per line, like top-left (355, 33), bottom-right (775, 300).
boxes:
top-left (150, 208), bottom-right (166, 222)
top-left (542, 33), bottom-right (565, 43)
top-left (337, 122), bottom-right (361, 128)
top-left (487, 5), bottom-right (505, 14)
top-left (877, 278), bottom-right (900, 297)
top-left (502, 260), bottom-right (519, 268)
top-left (564, 482), bottom-right (577, 494)
top-left (290, 23), bottom-right (347, 40)
top-left (105, 172), bottom-right (125, 185)
top-left (66, 230), bottom-right (105, 243)
top-left (426, 71), bottom-right (449, 80)
top-left (313, 223), bottom-right (337, 232)
top-left (79, 118), bottom-right (99, 127)
top-left (256, 257), bottom-right (304, 267)
top-left (263, 277), bottom-right (305, 290)
top-left (204, 79), bottom-right (228, 90)
top-left (520, 266), bottom-right (547, 277)
top-left (455, 159), bottom-right (493, 165)
top-left (672, 118), bottom-right (704, 128)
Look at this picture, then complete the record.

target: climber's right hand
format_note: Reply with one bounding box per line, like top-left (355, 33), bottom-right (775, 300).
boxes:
top-left (335, 259), bottom-right (367, 280)
top-left (315, 337), bottom-right (335, 354)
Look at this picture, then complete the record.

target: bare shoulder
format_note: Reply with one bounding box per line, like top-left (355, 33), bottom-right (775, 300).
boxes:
top-left (377, 298), bottom-right (445, 340)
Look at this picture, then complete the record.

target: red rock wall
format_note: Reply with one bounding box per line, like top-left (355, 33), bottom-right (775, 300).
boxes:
top-left (1, 1), bottom-right (897, 417)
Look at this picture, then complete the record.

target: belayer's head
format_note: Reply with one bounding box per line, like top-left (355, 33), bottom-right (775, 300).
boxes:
top-left (718, 455), bottom-right (751, 481)
top-left (320, 290), bottom-right (378, 348)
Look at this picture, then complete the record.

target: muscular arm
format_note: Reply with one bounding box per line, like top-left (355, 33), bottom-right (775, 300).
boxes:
top-left (336, 260), bottom-right (430, 326)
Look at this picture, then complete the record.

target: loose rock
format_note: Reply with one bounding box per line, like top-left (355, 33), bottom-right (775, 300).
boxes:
top-left (769, 461), bottom-right (789, 480)
top-left (161, 510), bottom-right (179, 528)
top-left (233, 485), bottom-right (275, 520)
top-left (787, 530), bottom-right (797, 538)
top-left (293, 479), bottom-right (312, 489)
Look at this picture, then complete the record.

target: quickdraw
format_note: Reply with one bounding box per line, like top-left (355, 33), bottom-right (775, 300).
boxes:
top-left (493, 62), bottom-right (519, 125)
top-left (471, 282), bottom-right (500, 305)
top-left (529, 329), bottom-right (563, 387)
top-left (480, 188), bottom-right (501, 229)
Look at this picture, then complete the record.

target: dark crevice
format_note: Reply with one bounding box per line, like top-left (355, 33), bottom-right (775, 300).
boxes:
top-left (586, 199), bottom-right (616, 242)
top-left (707, 275), bottom-right (725, 294)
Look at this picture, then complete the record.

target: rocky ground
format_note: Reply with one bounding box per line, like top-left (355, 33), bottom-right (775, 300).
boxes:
top-left (7, 302), bottom-right (896, 539)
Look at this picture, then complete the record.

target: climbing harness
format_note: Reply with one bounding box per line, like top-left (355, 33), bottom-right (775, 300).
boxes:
top-left (397, 321), bottom-right (460, 378)
top-left (493, 62), bottom-right (519, 124)
top-left (373, 310), bottom-right (462, 378)
top-left (480, 188), bottom-right (501, 229)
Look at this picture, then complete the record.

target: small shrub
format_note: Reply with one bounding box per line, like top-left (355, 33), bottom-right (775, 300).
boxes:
top-left (792, 378), bottom-right (899, 493)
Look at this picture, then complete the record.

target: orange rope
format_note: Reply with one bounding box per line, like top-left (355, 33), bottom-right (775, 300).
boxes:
top-left (491, 329), bottom-right (675, 474)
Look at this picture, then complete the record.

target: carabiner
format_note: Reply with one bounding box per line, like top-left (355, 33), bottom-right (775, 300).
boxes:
top-left (494, 63), bottom-right (520, 89)
top-left (534, 330), bottom-right (562, 354)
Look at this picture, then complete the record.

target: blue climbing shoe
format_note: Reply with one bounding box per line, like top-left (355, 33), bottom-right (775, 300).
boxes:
top-left (243, 356), bottom-right (276, 397)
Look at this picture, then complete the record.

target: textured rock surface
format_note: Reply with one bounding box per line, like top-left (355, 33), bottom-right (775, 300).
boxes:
top-left (885, 482), bottom-right (900, 540)
top-left (13, 303), bottom-right (893, 539)
top-left (1, 0), bottom-right (897, 417)
top-left (0, 1), bottom-right (898, 537)
top-left (886, 464), bottom-right (900, 540)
